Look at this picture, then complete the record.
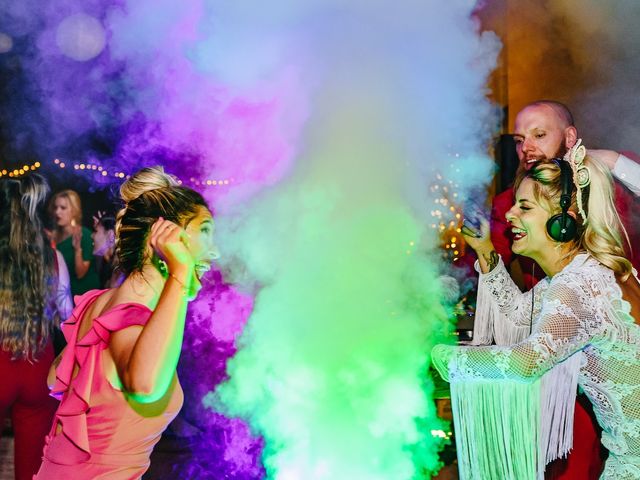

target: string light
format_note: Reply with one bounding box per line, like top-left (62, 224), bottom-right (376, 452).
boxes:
top-left (0, 157), bottom-right (235, 188)
top-left (4, 155), bottom-right (474, 270)
top-left (0, 160), bottom-right (43, 178)
top-left (428, 156), bottom-right (474, 263)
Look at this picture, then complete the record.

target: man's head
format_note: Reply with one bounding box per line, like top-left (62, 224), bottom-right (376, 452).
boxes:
top-left (512, 101), bottom-right (578, 170)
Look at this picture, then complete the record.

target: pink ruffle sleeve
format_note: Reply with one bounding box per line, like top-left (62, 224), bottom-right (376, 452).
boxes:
top-left (47, 290), bottom-right (152, 464)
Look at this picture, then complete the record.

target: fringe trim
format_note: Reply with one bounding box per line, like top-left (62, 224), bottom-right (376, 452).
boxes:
top-left (470, 272), bottom-right (495, 345)
top-left (471, 275), bottom-right (529, 346)
top-left (540, 353), bottom-right (582, 463)
top-left (450, 356), bottom-right (581, 480)
top-left (451, 379), bottom-right (543, 480)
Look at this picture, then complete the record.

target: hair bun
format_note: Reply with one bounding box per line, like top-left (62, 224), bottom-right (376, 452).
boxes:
top-left (120, 166), bottom-right (179, 204)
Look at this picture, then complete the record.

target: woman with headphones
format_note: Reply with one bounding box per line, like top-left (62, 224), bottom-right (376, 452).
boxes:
top-left (432, 142), bottom-right (640, 480)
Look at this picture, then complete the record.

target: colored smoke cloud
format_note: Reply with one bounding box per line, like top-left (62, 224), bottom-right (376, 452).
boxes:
top-left (1, 3), bottom-right (639, 477)
top-left (205, 2), bottom-right (499, 479)
top-left (0, 0), bottom-right (501, 478)
top-left (0, 0), bottom-right (306, 202)
top-left (483, 0), bottom-right (640, 151)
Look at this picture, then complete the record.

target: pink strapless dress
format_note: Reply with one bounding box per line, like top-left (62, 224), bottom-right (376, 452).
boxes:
top-left (34, 290), bottom-right (184, 480)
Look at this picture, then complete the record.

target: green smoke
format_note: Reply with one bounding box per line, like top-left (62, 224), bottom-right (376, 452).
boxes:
top-left (205, 2), bottom-right (499, 478)
top-left (209, 85), bottom-right (456, 479)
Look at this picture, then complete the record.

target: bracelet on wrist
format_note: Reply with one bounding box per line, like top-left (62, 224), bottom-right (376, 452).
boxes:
top-left (168, 272), bottom-right (190, 296)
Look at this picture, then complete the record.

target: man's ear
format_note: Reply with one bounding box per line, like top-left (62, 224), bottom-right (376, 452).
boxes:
top-left (564, 126), bottom-right (578, 148)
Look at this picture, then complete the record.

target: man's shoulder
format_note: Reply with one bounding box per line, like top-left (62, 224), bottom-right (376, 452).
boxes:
top-left (492, 187), bottom-right (515, 213)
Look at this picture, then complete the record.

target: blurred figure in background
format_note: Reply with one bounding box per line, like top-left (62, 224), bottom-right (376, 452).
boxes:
top-left (48, 190), bottom-right (100, 296)
top-left (92, 211), bottom-right (120, 288)
top-left (0, 174), bottom-right (73, 480)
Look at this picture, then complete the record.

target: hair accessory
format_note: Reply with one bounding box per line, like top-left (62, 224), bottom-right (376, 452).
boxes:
top-left (563, 138), bottom-right (589, 223)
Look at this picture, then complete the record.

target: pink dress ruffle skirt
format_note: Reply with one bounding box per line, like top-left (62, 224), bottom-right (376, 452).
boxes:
top-left (34, 290), bottom-right (183, 480)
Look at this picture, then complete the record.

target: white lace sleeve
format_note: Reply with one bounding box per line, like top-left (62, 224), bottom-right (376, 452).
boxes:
top-left (472, 256), bottom-right (544, 346)
top-left (434, 279), bottom-right (603, 383)
top-left (613, 153), bottom-right (640, 196)
top-left (431, 259), bottom-right (627, 479)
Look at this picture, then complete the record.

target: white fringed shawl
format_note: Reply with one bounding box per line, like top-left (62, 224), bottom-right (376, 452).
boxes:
top-left (456, 265), bottom-right (581, 479)
top-left (450, 354), bottom-right (581, 480)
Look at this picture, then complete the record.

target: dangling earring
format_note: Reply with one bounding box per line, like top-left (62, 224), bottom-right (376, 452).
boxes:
top-left (158, 259), bottom-right (168, 276)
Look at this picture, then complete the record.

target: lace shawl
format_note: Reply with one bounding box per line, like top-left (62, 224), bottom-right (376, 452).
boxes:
top-left (433, 255), bottom-right (606, 479)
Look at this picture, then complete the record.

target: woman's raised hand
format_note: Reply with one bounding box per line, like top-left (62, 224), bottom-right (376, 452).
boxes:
top-left (148, 218), bottom-right (194, 280)
top-left (461, 216), bottom-right (500, 273)
top-left (461, 217), bottom-right (492, 254)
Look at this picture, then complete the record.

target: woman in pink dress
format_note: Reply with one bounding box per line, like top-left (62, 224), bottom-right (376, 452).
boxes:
top-left (35, 166), bottom-right (219, 479)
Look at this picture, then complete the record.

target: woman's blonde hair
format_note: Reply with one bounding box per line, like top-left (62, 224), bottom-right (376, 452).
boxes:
top-left (515, 156), bottom-right (632, 279)
top-left (0, 175), bottom-right (59, 359)
top-left (115, 166), bottom-right (209, 276)
top-left (48, 189), bottom-right (83, 241)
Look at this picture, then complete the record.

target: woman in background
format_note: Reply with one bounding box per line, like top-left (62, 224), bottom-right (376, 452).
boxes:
top-left (49, 189), bottom-right (100, 296)
top-left (92, 212), bottom-right (120, 288)
top-left (0, 174), bottom-right (72, 480)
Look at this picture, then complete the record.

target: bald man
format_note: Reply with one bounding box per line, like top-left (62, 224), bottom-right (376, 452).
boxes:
top-left (489, 100), bottom-right (640, 480)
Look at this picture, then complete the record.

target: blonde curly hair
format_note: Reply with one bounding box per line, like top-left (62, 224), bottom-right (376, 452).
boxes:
top-left (0, 175), bottom-right (59, 359)
top-left (515, 155), bottom-right (632, 279)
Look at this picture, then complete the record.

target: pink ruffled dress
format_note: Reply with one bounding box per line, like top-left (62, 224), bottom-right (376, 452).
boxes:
top-left (34, 290), bottom-right (184, 480)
